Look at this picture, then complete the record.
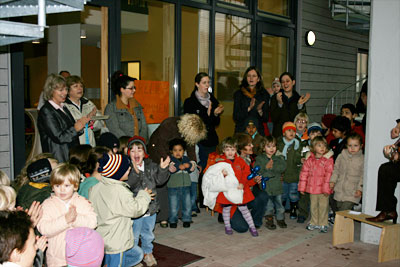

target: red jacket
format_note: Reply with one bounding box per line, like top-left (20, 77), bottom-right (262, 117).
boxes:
top-left (352, 123), bottom-right (365, 145)
top-left (298, 152), bottom-right (334, 195)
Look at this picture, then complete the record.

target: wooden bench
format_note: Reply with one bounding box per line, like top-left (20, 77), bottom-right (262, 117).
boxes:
top-left (333, 210), bottom-right (400, 263)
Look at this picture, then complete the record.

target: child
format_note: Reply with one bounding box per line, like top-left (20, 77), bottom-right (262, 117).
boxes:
top-left (98, 132), bottom-right (120, 154)
top-left (168, 138), bottom-right (195, 228)
top-left (89, 153), bottom-right (153, 267)
top-left (330, 133), bottom-right (364, 211)
top-left (321, 114), bottom-right (337, 145)
top-left (69, 144), bottom-right (93, 179)
top-left (244, 119), bottom-right (263, 155)
top-left (37, 163), bottom-right (97, 267)
top-left (235, 132), bottom-right (255, 166)
top-left (190, 144), bottom-right (201, 217)
top-left (277, 121), bottom-right (303, 219)
top-left (294, 112), bottom-right (309, 142)
top-left (340, 103), bottom-right (365, 144)
top-left (255, 136), bottom-right (287, 230)
top-left (118, 135), bottom-right (131, 155)
top-left (329, 116), bottom-right (351, 161)
top-left (127, 136), bottom-right (170, 267)
top-left (216, 137), bottom-right (258, 236)
top-left (298, 136), bottom-right (334, 233)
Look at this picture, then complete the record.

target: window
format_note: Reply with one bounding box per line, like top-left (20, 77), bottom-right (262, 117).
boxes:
top-left (258, 0), bottom-right (289, 17)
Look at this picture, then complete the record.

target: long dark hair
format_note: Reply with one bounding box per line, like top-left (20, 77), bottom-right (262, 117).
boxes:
top-left (193, 72), bottom-right (209, 92)
top-left (240, 66), bottom-right (264, 91)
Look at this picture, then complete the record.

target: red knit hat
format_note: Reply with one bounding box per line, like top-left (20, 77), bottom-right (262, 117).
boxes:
top-left (282, 121), bottom-right (296, 134)
top-left (127, 136), bottom-right (149, 158)
top-left (321, 114), bottom-right (336, 129)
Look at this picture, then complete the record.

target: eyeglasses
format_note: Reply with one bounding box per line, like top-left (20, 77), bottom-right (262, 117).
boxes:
top-left (296, 120), bottom-right (307, 123)
top-left (125, 86), bottom-right (136, 90)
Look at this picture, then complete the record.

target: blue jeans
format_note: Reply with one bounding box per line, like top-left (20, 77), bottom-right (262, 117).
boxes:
top-left (190, 182), bottom-right (198, 211)
top-left (133, 214), bottom-right (156, 254)
top-left (266, 194), bottom-right (285, 220)
top-left (168, 186), bottom-right (191, 223)
top-left (282, 182), bottom-right (299, 209)
top-left (104, 245), bottom-right (143, 267)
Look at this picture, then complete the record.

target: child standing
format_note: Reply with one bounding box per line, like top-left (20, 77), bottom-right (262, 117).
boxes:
top-left (255, 136), bottom-right (287, 230)
top-left (37, 163), bottom-right (97, 267)
top-left (168, 138), bottom-right (196, 228)
top-left (330, 133), bottom-right (364, 211)
top-left (329, 116), bottom-right (351, 161)
top-left (294, 112), bottom-right (309, 142)
top-left (127, 136), bottom-right (170, 267)
top-left (277, 121), bottom-right (303, 219)
top-left (340, 103), bottom-right (365, 145)
top-left (298, 137), bottom-right (334, 233)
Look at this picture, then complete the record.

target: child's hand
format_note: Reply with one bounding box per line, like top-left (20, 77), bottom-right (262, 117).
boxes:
top-left (65, 205), bottom-right (77, 224)
top-left (197, 165), bottom-right (202, 173)
top-left (254, 175), bottom-right (262, 184)
top-left (222, 169), bottom-right (228, 177)
top-left (301, 158), bottom-right (306, 164)
top-left (36, 235), bottom-right (47, 252)
top-left (237, 183), bottom-right (244, 190)
top-left (144, 187), bottom-right (156, 200)
top-left (354, 190), bottom-right (362, 198)
top-left (329, 182), bottom-right (335, 189)
top-left (169, 162), bottom-right (177, 172)
top-left (266, 160), bottom-right (273, 169)
top-left (26, 201), bottom-right (43, 227)
top-left (300, 191), bottom-right (305, 195)
top-left (160, 156), bottom-right (170, 169)
top-left (179, 164), bottom-right (186, 170)
top-left (183, 163), bottom-right (190, 169)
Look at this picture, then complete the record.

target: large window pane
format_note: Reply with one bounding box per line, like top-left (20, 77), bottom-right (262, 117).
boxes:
top-left (181, 7), bottom-right (209, 109)
top-left (258, 0), bottom-right (289, 17)
top-left (214, 13), bottom-right (251, 139)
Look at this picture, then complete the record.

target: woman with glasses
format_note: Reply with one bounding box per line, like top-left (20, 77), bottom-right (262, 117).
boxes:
top-left (105, 75), bottom-right (148, 139)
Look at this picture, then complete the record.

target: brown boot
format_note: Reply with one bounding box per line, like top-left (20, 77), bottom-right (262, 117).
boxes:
top-left (265, 215), bottom-right (276, 230)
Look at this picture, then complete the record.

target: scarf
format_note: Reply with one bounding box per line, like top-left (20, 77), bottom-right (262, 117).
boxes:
top-left (240, 87), bottom-right (257, 99)
top-left (116, 95), bottom-right (140, 136)
top-left (195, 90), bottom-right (211, 108)
top-left (282, 137), bottom-right (299, 159)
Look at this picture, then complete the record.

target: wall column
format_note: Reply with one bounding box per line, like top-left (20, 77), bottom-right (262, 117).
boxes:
top-left (361, 0), bottom-right (400, 244)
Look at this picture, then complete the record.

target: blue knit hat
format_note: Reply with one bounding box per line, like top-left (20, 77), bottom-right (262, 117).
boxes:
top-left (307, 122), bottom-right (323, 135)
top-left (98, 154), bottom-right (130, 180)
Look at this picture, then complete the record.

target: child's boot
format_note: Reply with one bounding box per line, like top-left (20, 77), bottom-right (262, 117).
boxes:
top-left (249, 227), bottom-right (259, 237)
top-left (143, 253), bottom-right (157, 267)
top-left (225, 226), bottom-right (233, 235)
top-left (290, 202), bottom-right (298, 219)
top-left (277, 219), bottom-right (287, 228)
top-left (265, 215), bottom-right (276, 230)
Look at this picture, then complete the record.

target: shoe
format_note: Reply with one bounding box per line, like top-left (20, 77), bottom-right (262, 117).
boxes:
top-left (191, 211), bottom-right (197, 217)
top-left (306, 223), bottom-right (317, 231)
top-left (218, 213), bottom-right (224, 224)
top-left (249, 227), bottom-right (259, 237)
top-left (160, 221), bottom-right (168, 228)
top-left (366, 211), bottom-right (398, 224)
top-left (225, 227), bottom-right (233, 235)
top-left (277, 220), bottom-right (287, 228)
top-left (289, 202), bottom-right (298, 219)
top-left (328, 215), bottom-right (335, 225)
top-left (143, 253), bottom-right (157, 267)
top-left (297, 216), bottom-right (306, 223)
top-left (265, 215), bottom-right (276, 230)
top-left (183, 222), bottom-right (191, 228)
top-left (319, 225), bottom-right (328, 233)
top-left (169, 223), bottom-right (177, 228)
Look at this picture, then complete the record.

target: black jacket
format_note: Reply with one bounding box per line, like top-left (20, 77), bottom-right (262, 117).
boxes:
top-left (183, 90), bottom-right (221, 147)
top-left (38, 101), bottom-right (81, 162)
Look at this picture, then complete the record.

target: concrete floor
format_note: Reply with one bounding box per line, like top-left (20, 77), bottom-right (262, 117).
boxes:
top-left (154, 209), bottom-right (400, 267)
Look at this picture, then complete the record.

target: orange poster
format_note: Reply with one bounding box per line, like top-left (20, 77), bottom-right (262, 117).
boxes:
top-left (134, 80), bottom-right (170, 124)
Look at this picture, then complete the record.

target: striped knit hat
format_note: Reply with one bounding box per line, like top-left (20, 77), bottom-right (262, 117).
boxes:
top-left (65, 227), bottom-right (104, 267)
top-left (98, 154), bottom-right (130, 180)
top-left (282, 121), bottom-right (296, 134)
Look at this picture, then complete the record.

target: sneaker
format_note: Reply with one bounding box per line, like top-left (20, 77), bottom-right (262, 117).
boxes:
top-left (249, 227), bottom-right (259, 237)
top-left (191, 211), bottom-right (197, 217)
top-left (160, 221), bottom-right (168, 228)
top-left (328, 216), bottom-right (335, 225)
top-left (225, 227), bottom-right (233, 235)
top-left (169, 223), bottom-right (177, 228)
top-left (320, 225), bottom-right (328, 233)
top-left (183, 222), bottom-right (191, 228)
top-left (290, 209), bottom-right (297, 220)
top-left (306, 223), bottom-right (317, 231)
top-left (265, 216), bottom-right (276, 230)
top-left (297, 216), bottom-right (306, 224)
top-left (277, 220), bottom-right (287, 228)
top-left (143, 253), bottom-right (157, 267)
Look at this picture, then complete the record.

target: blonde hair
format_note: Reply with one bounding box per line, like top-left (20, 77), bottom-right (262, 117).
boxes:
top-left (43, 74), bottom-right (66, 101)
top-left (294, 112), bottom-right (309, 124)
top-left (0, 170), bottom-right (10, 186)
top-left (50, 163), bottom-right (80, 190)
top-left (310, 136), bottom-right (328, 154)
top-left (0, 185), bottom-right (16, 211)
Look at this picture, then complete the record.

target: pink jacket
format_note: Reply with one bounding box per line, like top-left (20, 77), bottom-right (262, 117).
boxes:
top-left (298, 152), bottom-right (334, 195)
top-left (37, 192), bottom-right (97, 267)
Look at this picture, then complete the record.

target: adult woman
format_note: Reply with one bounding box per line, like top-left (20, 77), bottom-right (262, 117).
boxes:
top-left (38, 74), bottom-right (91, 163)
top-left (104, 75), bottom-right (148, 139)
top-left (233, 66), bottom-right (269, 135)
top-left (270, 72), bottom-right (310, 137)
top-left (64, 75), bottom-right (106, 147)
top-left (183, 72), bottom-right (224, 169)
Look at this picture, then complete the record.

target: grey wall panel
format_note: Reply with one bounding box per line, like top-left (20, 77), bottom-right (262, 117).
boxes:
top-left (0, 136), bottom-right (9, 152)
top-left (0, 152), bottom-right (10, 168)
top-left (0, 119), bottom-right (9, 135)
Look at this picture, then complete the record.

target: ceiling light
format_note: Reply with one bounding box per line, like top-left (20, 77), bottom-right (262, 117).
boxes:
top-left (80, 29), bottom-right (86, 39)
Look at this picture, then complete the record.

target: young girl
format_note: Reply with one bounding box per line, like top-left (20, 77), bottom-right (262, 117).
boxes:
top-left (37, 163), bottom-right (97, 267)
top-left (298, 136), bottom-right (334, 233)
top-left (329, 133), bottom-right (364, 211)
top-left (255, 136), bottom-right (287, 230)
top-left (235, 132), bottom-right (255, 166)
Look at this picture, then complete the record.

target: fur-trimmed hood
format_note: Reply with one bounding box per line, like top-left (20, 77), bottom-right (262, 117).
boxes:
top-left (177, 114), bottom-right (207, 146)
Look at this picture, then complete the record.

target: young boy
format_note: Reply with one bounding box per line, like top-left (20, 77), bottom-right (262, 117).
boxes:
top-left (168, 138), bottom-right (196, 228)
top-left (277, 121), bottom-right (303, 219)
top-left (329, 116), bottom-right (352, 161)
top-left (127, 136), bottom-right (170, 267)
top-left (245, 119), bottom-right (263, 155)
top-left (255, 136), bottom-right (287, 230)
top-left (330, 133), bottom-right (364, 211)
top-left (294, 112), bottom-right (310, 142)
top-left (340, 103), bottom-right (365, 145)
top-left (89, 154), bottom-right (153, 267)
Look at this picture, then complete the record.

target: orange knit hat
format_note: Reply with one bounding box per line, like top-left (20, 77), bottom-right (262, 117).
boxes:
top-left (282, 121), bottom-right (296, 134)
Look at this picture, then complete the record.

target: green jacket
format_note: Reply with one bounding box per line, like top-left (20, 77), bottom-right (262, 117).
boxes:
top-left (16, 182), bottom-right (52, 209)
top-left (88, 176), bottom-right (151, 254)
top-left (276, 137), bottom-right (303, 183)
top-left (254, 154), bottom-right (286, 196)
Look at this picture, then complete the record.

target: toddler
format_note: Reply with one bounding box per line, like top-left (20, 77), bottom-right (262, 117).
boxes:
top-left (329, 116), bottom-right (351, 161)
top-left (298, 136), bottom-right (334, 233)
top-left (330, 133), bottom-right (364, 211)
top-left (37, 163), bottom-right (97, 267)
top-left (255, 136), bottom-right (287, 230)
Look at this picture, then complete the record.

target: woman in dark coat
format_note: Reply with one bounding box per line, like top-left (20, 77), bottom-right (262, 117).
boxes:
top-left (38, 74), bottom-right (92, 163)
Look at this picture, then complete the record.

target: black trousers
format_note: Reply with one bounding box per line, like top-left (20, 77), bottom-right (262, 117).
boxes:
top-left (376, 161), bottom-right (400, 212)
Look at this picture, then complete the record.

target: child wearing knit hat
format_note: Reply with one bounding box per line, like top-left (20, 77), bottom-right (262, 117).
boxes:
top-left (276, 121), bottom-right (304, 220)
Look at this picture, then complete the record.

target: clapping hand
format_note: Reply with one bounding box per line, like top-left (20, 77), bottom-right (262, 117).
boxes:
top-left (248, 98), bottom-right (256, 111)
top-left (144, 187), bottom-right (156, 200)
top-left (276, 92), bottom-right (283, 105)
top-left (65, 205), bottom-right (77, 224)
top-left (298, 93), bottom-right (311, 105)
top-left (26, 201), bottom-right (43, 227)
top-left (266, 160), bottom-right (273, 169)
top-left (214, 104), bottom-right (224, 116)
top-left (160, 156), bottom-right (170, 169)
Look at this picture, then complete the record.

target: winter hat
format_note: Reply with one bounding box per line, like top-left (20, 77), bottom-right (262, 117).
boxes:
top-left (65, 227), bottom-right (104, 267)
top-left (98, 132), bottom-right (120, 151)
top-left (127, 136), bottom-right (149, 158)
top-left (98, 154), bottom-right (130, 180)
top-left (27, 159), bottom-right (52, 183)
top-left (321, 114), bottom-right (336, 129)
top-left (307, 122), bottom-right (323, 135)
top-left (282, 122), bottom-right (296, 134)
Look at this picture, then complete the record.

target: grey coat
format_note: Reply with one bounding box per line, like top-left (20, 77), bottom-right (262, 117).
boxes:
top-left (126, 158), bottom-right (169, 215)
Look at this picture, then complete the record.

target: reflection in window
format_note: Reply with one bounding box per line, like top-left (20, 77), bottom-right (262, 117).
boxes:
top-left (262, 34), bottom-right (288, 88)
top-left (258, 0), bottom-right (289, 17)
top-left (219, 0), bottom-right (247, 7)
